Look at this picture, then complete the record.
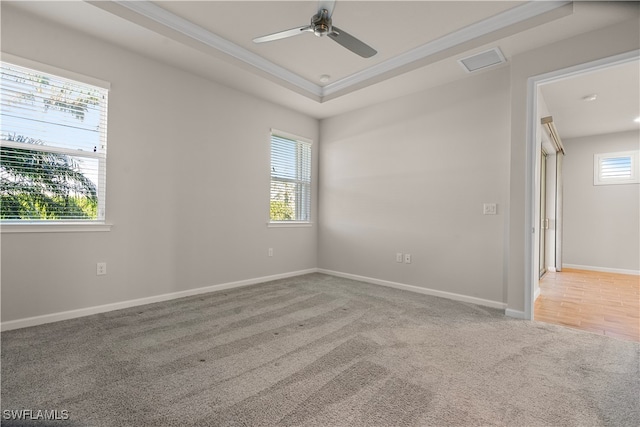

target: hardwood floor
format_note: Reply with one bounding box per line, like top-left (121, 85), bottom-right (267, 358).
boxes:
top-left (535, 268), bottom-right (640, 342)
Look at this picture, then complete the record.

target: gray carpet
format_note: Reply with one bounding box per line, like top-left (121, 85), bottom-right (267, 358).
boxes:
top-left (1, 273), bottom-right (639, 426)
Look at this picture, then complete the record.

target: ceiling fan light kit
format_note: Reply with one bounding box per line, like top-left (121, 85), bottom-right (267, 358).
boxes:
top-left (252, 0), bottom-right (377, 59)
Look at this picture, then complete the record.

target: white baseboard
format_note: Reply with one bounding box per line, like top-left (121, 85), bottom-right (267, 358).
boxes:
top-left (0, 269), bottom-right (317, 331)
top-left (562, 264), bottom-right (640, 276)
top-left (318, 269), bottom-right (507, 310)
top-left (534, 286), bottom-right (541, 301)
top-left (2, 268), bottom-right (523, 331)
top-left (505, 309), bottom-right (526, 319)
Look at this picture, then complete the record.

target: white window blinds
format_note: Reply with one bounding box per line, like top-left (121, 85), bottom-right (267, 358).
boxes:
top-left (601, 156), bottom-right (632, 179)
top-left (0, 60), bottom-right (109, 221)
top-left (270, 131), bottom-right (311, 222)
top-left (594, 151), bottom-right (639, 185)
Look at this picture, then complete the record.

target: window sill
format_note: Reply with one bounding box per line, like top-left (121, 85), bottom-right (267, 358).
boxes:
top-left (1, 222), bottom-right (113, 233)
top-left (267, 222), bottom-right (313, 228)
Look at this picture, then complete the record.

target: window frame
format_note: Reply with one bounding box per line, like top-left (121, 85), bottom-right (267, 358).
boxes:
top-left (0, 53), bottom-right (111, 233)
top-left (593, 150), bottom-right (639, 186)
top-left (268, 129), bottom-right (312, 227)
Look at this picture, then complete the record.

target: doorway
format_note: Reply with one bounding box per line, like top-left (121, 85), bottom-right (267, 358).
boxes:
top-left (525, 50), bottom-right (640, 322)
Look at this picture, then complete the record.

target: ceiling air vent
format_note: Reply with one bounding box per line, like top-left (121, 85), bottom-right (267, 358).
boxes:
top-left (458, 47), bottom-right (506, 73)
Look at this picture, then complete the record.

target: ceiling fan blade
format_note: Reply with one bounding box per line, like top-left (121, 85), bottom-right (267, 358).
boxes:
top-left (328, 26), bottom-right (377, 58)
top-left (253, 25), bottom-right (312, 43)
top-left (318, 0), bottom-right (336, 17)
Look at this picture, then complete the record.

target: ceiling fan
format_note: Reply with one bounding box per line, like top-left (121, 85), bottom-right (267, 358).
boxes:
top-left (252, 0), bottom-right (377, 58)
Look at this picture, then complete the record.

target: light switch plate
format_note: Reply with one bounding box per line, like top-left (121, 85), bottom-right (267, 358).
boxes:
top-left (483, 203), bottom-right (497, 215)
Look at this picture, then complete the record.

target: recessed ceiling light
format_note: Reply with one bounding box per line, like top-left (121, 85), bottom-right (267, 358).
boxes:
top-left (582, 94), bottom-right (598, 102)
top-left (319, 75), bottom-right (331, 83)
top-left (635, 117), bottom-right (640, 123)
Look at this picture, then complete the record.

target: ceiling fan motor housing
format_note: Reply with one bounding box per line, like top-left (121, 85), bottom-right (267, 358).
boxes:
top-left (312, 9), bottom-right (332, 37)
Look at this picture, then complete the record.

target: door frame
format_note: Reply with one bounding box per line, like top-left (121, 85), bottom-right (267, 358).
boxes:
top-left (523, 49), bottom-right (639, 320)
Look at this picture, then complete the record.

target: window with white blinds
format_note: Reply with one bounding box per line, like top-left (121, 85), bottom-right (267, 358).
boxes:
top-left (270, 131), bottom-right (312, 223)
top-left (594, 151), bottom-right (639, 185)
top-left (0, 60), bottom-right (109, 222)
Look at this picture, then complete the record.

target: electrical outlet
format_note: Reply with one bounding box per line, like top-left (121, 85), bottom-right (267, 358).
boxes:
top-left (96, 262), bottom-right (107, 276)
top-left (404, 254), bottom-right (412, 264)
top-left (268, 248), bottom-right (273, 257)
top-left (396, 252), bottom-right (403, 263)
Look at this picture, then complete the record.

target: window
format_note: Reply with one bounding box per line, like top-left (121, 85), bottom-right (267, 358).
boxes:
top-left (1, 59), bottom-right (109, 223)
top-left (270, 130), bottom-right (311, 223)
top-left (594, 151), bottom-right (639, 186)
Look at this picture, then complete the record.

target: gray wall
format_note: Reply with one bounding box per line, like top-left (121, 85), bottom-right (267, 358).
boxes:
top-left (1, 6), bottom-right (319, 323)
top-left (319, 68), bottom-right (511, 305)
top-left (562, 131), bottom-right (640, 272)
top-left (2, 4), bottom-right (639, 324)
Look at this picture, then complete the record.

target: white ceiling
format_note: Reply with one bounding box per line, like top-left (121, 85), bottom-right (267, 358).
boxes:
top-left (540, 60), bottom-right (640, 140)
top-left (6, 0), bottom-right (640, 138)
top-left (152, 0), bottom-right (521, 84)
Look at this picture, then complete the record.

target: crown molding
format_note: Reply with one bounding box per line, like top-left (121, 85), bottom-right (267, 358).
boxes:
top-left (323, 1), bottom-right (572, 97)
top-left (112, 1), bottom-right (572, 102)
top-left (113, 0), bottom-right (323, 97)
